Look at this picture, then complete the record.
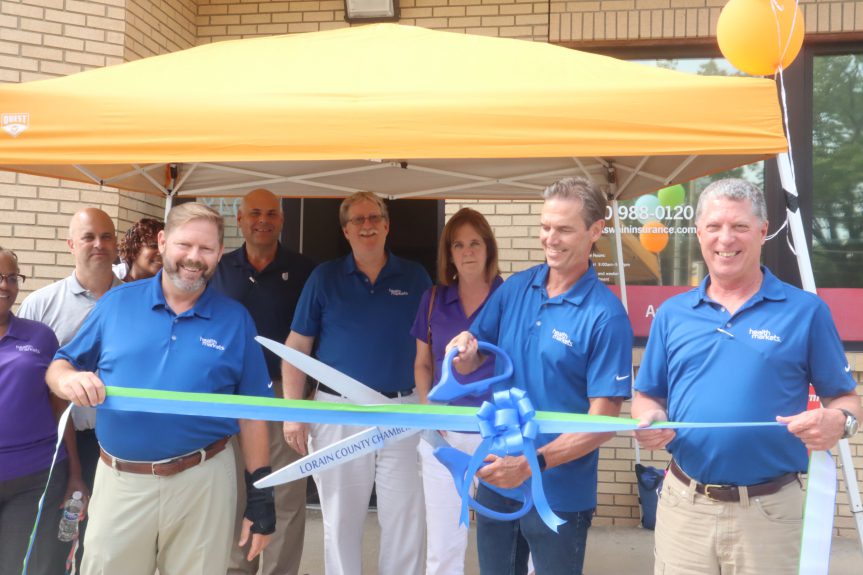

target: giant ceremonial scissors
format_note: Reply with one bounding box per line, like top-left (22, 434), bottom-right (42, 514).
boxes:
top-left (255, 336), bottom-right (566, 531)
top-left (253, 337), bottom-right (448, 489)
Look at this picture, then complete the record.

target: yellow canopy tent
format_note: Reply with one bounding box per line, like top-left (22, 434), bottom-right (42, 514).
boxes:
top-left (0, 23), bottom-right (785, 202)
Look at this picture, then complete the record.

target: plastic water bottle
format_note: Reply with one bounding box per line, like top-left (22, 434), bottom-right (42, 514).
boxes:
top-left (58, 491), bottom-right (84, 542)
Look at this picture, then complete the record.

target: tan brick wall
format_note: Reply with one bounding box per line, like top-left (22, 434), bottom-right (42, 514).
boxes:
top-left (550, 0), bottom-right (863, 43)
top-left (0, 0), bottom-right (128, 302)
top-left (125, 0), bottom-right (196, 60)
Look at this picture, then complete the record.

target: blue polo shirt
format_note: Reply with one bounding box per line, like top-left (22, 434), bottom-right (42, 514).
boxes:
top-left (210, 243), bottom-right (315, 380)
top-left (635, 267), bottom-right (856, 485)
top-left (471, 263), bottom-right (633, 512)
top-left (291, 252), bottom-right (431, 393)
top-left (55, 271), bottom-right (272, 461)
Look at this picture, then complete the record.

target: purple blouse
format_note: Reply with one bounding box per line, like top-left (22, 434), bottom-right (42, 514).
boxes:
top-left (410, 277), bottom-right (503, 407)
top-left (0, 314), bottom-right (62, 481)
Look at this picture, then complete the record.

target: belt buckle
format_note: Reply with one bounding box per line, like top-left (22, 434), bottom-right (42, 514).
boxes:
top-left (703, 484), bottom-right (725, 500)
top-left (151, 454), bottom-right (181, 476)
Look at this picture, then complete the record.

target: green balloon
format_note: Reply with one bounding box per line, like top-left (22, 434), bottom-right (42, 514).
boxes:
top-left (658, 184), bottom-right (686, 207)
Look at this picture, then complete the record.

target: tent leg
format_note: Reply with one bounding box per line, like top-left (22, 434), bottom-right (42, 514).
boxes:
top-left (776, 152), bottom-right (863, 553)
top-left (610, 197), bottom-right (640, 464)
top-left (164, 192), bottom-right (173, 220)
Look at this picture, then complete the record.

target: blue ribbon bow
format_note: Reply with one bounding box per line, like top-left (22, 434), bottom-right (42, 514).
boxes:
top-left (436, 387), bottom-right (567, 531)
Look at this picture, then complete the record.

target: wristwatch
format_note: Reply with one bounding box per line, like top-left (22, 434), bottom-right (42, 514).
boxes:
top-left (839, 408), bottom-right (859, 439)
top-left (537, 452), bottom-right (548, 472)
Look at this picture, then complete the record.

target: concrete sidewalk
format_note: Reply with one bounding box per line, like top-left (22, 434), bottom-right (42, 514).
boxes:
top-left (298, 508), bottom-right (863, 574)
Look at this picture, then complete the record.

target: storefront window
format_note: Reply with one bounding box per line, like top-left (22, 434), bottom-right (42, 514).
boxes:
top-left (811, 53), bottom-right (863, 288)
top-left (593, 58), bottom-right (763, 288)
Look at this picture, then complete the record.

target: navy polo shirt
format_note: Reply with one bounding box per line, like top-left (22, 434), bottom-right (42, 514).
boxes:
top-left (471, 263), bottom-right (633, 512)
top-left (635, 266), bottom-right (856, 485)
top-left (291, 252), bottom-right (431, 393)
top-left (210, 243), bottom-right (315, 380)
top-left (55, 271), bottom-right (272, 461)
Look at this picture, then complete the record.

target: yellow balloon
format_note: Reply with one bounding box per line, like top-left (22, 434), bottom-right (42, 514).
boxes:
top-left (717, 0), bottom-right (805, 76)
top-left (640, 221), bottom-right (669, 254)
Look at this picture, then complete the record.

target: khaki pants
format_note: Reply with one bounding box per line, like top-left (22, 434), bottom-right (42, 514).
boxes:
top-left (82, 444), bottom-right (236, 575)
top-left (654, 466), bottom-right (804, 575)
top-left (227, 421), bottom-right (307, 575)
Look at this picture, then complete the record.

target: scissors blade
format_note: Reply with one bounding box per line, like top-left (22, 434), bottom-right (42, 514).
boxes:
top-left (254, 425), bottom-right (423, 488)
top-left (256, 336), bottom-right (394, 405)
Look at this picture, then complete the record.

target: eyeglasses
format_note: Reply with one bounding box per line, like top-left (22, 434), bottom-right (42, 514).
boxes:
top-left (0, 273), bottom-right (25, 286)
top-left (346, 214), bottom-right (387, 227)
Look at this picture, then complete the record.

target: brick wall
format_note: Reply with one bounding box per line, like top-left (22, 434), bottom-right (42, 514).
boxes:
top-left (1, 0), bottom-right (862, 536)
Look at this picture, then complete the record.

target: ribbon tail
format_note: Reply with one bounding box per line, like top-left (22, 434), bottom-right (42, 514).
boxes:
top-left (524, 440), bottom-right (566, 532)
top-left (798, 450), bottom-right (836, 575)
top-left (458, 437), bottom-right (495, 528)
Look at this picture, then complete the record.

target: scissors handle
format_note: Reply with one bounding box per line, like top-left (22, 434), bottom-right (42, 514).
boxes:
top-left (434, 446), bottom-right (534, 522)
top-left (468, 482), bottom-right (534, 521)
top-left (428, 341), bottom-right (514, 403)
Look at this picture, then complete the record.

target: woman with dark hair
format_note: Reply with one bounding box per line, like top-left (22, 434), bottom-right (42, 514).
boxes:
top-left (118, 217), bottom-right (164, 282)
top-left (0, 247), bottom-right (83, 574)
top-left (410, 208), bottom-right (503, 575)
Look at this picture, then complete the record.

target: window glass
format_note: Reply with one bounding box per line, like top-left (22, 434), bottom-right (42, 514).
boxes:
top-left (811, 54), bottom-right (863, 288)
top-left (592, 58), bottom-right (764, 287)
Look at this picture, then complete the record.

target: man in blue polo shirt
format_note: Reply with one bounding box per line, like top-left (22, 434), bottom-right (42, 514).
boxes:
top-left (449, 177), bottom-right (633, 575)
top-left (633, 178), bottom-right (861, 575)
top-left (282, 191), bottom-right (431, 575)
top-left (46, 203), bottom-right (277, 575)
top-left (211, 188), bottom-right (315, 575)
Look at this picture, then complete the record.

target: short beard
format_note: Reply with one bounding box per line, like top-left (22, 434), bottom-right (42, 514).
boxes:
top-left (164, 259), bottom-right (209, 293)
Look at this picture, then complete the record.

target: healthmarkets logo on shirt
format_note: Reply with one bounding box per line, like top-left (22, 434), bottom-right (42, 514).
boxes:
top-left (16, 344), bottom-right (41, 354)
top-left (388, 288), bottom-right (409, 296)
top-left (200, 337), bottom-right (226, 351)
top-left (749, 328), bottom-right (781, 343)
top-left (551, 328), bottom-right (573, 348)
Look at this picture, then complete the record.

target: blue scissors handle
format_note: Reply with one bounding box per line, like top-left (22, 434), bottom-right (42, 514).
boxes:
top-left (434, 446), bottom-right (533, 522)
top-left (468, 482), bottom-right (534, 521)
top-left (428, 341), bottom-right (514, 403)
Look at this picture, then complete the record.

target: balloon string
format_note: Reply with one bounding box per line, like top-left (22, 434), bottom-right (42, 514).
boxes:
top-left (771, 0), bottom-right (801, 69)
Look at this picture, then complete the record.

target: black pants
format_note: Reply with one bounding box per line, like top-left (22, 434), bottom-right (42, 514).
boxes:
top-left (74, 429), bottom-right (100, 570)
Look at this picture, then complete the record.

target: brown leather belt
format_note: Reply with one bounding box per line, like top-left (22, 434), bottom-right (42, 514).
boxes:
top-left (669, 460), bottom-right (799, 502)
top-left (99, 437), bottom-right (229, 477)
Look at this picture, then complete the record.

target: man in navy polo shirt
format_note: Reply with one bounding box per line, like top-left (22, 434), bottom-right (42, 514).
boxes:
top-left (282, 191), bottom-right (431, 575)
top-left (211, 188), bottom-right (315, 575)
top-left (46, 203), bottom-right (276, 575)
top-left (449, 177), bottom-right (633, 575)
top-left (633, 178), bottom-right (861, 575)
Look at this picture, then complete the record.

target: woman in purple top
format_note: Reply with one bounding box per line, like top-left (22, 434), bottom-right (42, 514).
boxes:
top-left (410, 208), bottom-right (503, 575)
top-left (0, 247), bottom-right (80, 574)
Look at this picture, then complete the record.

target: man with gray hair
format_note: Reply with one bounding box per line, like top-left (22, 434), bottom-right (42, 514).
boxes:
top-left (448, 176), bottom-right (633, 575)
top-left (46, 203), bottom-right (276, 575)
top-left (633, 178), bottom-right (861, 574)
top-left (282, 191), bottom-right (431, 575)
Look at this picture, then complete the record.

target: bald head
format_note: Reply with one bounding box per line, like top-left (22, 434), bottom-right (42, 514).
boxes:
top-left (67, 208), bottom-right (117, 275)
top-left (241, 188), bottom-right (281, 215)
top-left (69, 208), bottom-right (115, 238)
top-left (238, 188), bottom-right (283, 252)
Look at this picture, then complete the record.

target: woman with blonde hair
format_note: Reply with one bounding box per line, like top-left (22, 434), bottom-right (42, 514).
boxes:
top-left (410, 208), bottom-right (503, 575)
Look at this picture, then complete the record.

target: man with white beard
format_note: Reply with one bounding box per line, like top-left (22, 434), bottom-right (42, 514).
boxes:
top-left (46, 203), bottom-right (275, 575)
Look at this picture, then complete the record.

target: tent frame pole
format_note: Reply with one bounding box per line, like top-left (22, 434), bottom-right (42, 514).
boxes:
top-left (776, 152), bottom-right (863, 552)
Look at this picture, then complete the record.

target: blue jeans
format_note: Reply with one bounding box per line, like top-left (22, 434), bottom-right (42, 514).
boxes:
top-left (476, 484), bottom-right (593, 575)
